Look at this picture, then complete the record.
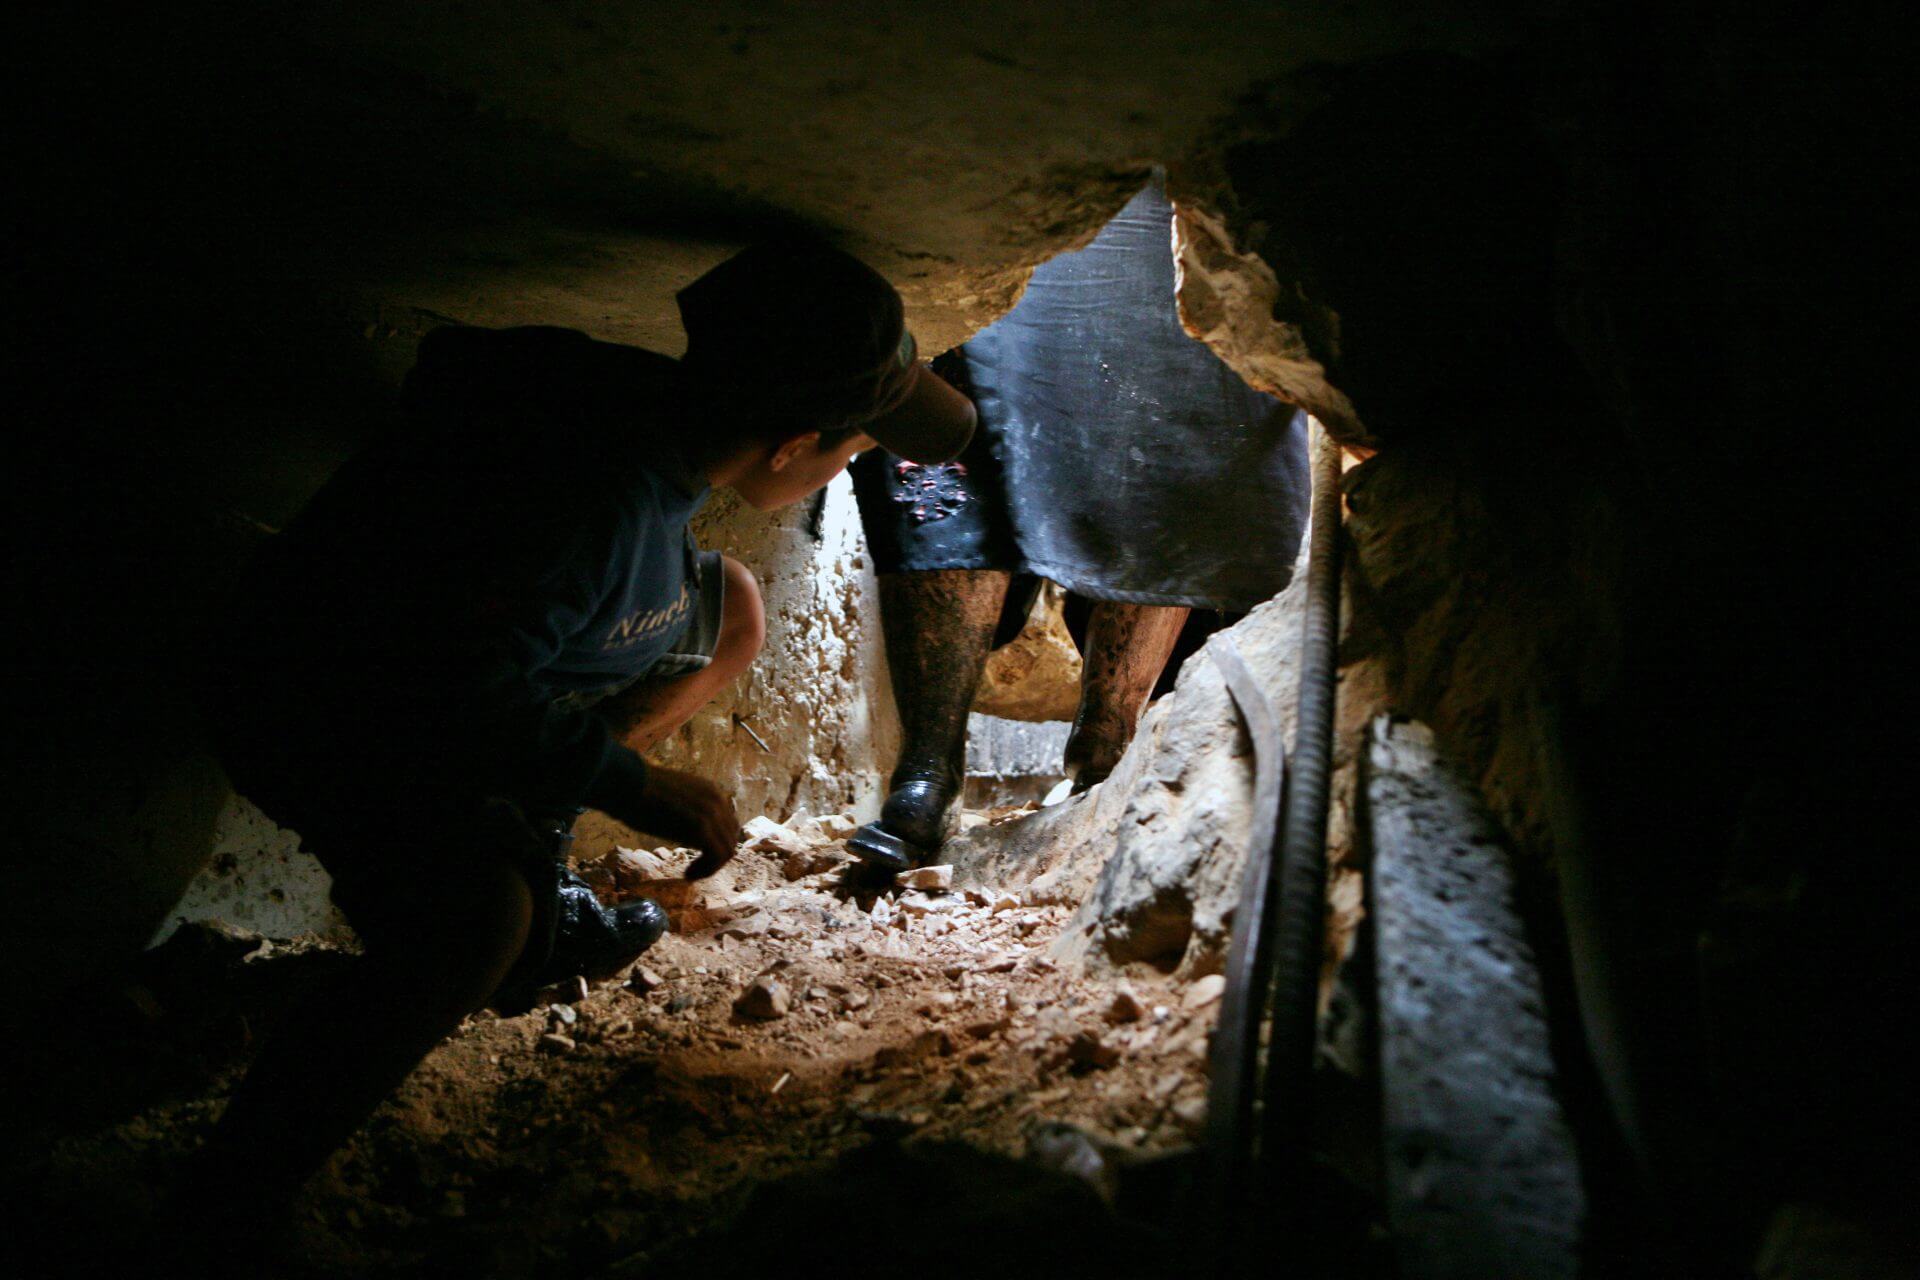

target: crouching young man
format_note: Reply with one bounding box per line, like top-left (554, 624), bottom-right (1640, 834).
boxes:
top-left (185, 241), bottom-right (974, 1234)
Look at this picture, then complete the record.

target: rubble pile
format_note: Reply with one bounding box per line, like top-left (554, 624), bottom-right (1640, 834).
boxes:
top-left (25, 807), bottom-right (1229, 1277)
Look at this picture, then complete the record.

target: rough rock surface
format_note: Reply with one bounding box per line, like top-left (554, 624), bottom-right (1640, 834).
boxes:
top-left (948, 545), bottom-right (1302, 975)
top-left (1171, 200), bottom-right (1364, 445)
top-left (153, 794), bottom-right (349, 946)
top-left (54, 4), bottom-right (1460, 360)
top-left (973, 582), bottom-right (1083, 724)
top-left (20, 814), bottom-right (1236, 1276)
top-left (946, 495), bottom-right (1377, 989)
top-left (1366, 715), bottom-right (1585, 1278)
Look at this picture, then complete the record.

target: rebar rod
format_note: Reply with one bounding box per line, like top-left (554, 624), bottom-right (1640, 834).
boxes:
top-left (1261, 422), bottom-right (1346, 1157)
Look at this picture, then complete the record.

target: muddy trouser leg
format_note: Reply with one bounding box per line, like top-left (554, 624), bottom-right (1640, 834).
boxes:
top-left (165, 797), bottom-right (664, 1260)
top-left (170, 814), bottom-right (537, 1246)
top-left (847, 569), bottom-right (1010, 871)
top-left (1064, 600), bottom-right (1190, 792)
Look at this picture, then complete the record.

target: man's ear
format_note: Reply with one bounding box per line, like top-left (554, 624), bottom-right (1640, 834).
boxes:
top-left (767, 430), bottom-right (821, 473)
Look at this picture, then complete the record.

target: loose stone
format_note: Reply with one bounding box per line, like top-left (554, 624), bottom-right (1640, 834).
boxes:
top-left (1182, 974), bottom-right (1227, 1010)
top-left (901, 864), bottom-right (954, 891)
top-left (736, 975), bottom-right (792, 1020)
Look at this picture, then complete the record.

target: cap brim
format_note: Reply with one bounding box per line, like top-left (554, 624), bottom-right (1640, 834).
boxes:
top-left (863, 364), bottom-right (976, 463)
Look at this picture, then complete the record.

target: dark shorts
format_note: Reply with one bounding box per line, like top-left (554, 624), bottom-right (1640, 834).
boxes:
top-left (848, 353), bottom-right (1020, 576)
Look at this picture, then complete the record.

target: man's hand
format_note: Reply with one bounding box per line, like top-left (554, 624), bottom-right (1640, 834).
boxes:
top-left (622, 767), bottom-right (741, 879)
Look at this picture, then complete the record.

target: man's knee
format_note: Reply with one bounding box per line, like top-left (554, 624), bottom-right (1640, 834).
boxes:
top-left (715, 555), bottom-right (766, 673)
top-left (363, 855), bottom-right (533, 995)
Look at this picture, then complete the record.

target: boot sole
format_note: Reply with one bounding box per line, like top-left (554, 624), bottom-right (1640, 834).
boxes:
top-left (844, 824), bottom-right (924, 874)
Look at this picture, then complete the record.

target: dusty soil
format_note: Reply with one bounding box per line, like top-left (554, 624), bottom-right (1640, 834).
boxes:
top-left (11, 807), bottom-right (1226, 1277)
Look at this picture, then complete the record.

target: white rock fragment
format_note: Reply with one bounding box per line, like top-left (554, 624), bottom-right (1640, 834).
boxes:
top-left (610, 847), bottom-right (673, 890)
top-left (819, 812), bottom-right (860, 839)
top-left (788, 812), bottom-right (832, 845)
top-left (741, 816), bottom-right (811, 856)
top-left (901, 864), bottom-right (954, 891)
top-left (538, 1033), bottom-right (577, 1054)
top-left (1182, 974), bottom-right (1227, 1011)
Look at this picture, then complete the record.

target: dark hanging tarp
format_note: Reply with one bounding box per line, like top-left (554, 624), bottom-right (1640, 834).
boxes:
top-left (851, 176), bottom-right (1310, 611)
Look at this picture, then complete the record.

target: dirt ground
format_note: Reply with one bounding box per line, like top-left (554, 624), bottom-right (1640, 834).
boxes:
top-left (10, 804), bottom-right (1230, 1277)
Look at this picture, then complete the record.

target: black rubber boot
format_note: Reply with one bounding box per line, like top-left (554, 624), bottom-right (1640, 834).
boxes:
top-left (552, 870), bottom-right (670, 978)
top-left (495, 863), bottom-right (668, 1010)
top-left (848, 569), bottom-right (1010, 873)
top-left (847, 769), bottom-right (963, 872)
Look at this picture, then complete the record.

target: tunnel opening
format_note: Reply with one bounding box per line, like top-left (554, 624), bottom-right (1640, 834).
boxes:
top-left (9, 6), bottom-right (1910, 1278)
top-left (12, 171), bottom-right (1365, 1279)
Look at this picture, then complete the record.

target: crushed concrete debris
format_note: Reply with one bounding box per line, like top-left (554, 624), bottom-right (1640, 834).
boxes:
top-left (1181, 974), bottom-right (1227, 1010)
top-left (901, 864), bottom-right (954, 891)
top-left (29, 807), bottom-right (1231, 1278)
top-left (812, 812), bottom-right (861, 840)
top-left (736, 974), bottom-right (792, 1020)
top-left (742, 816), bottom-right (813, 857)
top-left (783, 848), bottom-right (851, 881)
top-left (1064, 1029), bottom-right (1122, 1072)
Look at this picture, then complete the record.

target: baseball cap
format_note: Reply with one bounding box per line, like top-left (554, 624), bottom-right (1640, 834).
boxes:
top-left (676, 240), bottom-right (976, 463)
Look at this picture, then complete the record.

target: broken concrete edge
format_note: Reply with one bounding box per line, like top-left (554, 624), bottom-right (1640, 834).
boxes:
top-left (1363, 713), bottom-right (1586, 1279)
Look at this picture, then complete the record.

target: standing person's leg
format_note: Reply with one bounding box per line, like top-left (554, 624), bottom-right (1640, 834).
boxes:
top-left (1063, 600), bottom-right (1190, 791)
top-left (847, 568), bottom-right (1011, 870)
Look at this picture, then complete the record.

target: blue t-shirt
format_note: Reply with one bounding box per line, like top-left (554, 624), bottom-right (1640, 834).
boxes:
top-left (212, 325), bottom-right (714, 819)
top-left (522, 471), bottom-right (707, 707)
